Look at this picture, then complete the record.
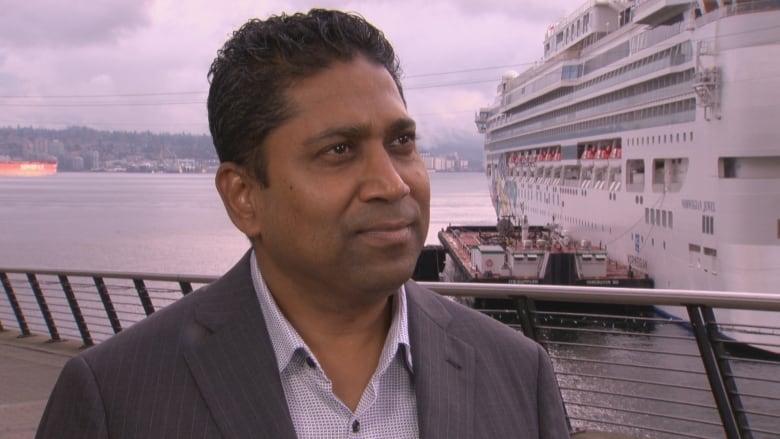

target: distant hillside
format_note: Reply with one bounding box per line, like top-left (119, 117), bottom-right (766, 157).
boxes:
top-left (420, 129), bottom-right (485, 166)
top-left (0, 126), bottom-right (216, 161)
top-left (0, 125), bottom-right (483, 169)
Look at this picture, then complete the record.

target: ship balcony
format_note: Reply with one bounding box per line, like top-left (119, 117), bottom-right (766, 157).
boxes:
top-left (633, 0), bottom-right (694, 25)
top-left (475, 109), bottom-right (492, 134)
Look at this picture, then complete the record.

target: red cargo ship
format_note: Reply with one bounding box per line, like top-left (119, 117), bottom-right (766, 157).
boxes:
top-left (0, 161), bottom-right (58, 177)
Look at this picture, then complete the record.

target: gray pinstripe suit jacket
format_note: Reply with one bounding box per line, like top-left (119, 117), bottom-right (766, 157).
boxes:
top-left (37, 252), bottom-right (570, 438)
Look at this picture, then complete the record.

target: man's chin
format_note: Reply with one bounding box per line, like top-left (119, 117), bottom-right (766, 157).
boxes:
top-left (355, 263), bottom-right (416, 294)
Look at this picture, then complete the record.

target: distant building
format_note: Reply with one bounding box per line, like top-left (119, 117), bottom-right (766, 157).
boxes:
top-left (48, 139), bottom-right (65, 156)
top-left (420, 151), bottom-right (472, 172)
top-left (83, 151), bottom-right (100, 170)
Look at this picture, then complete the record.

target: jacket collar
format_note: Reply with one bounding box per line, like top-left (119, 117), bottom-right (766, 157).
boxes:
top-left (406, 280), bottom-right (476, 439)
top-left (182, 250), bottom-right (297, 439)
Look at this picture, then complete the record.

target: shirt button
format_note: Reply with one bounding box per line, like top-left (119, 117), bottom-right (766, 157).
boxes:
top-left (351, 419), bottom-right (360, 433)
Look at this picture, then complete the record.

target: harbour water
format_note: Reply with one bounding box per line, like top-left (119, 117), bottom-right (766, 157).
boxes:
top-left (0, 171), bottom-right (496, 274)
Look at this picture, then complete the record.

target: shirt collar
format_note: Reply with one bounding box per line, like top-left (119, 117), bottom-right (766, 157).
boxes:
top-left (250, 251), bottom-right (413, 373)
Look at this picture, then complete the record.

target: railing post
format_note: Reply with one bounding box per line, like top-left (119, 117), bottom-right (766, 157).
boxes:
top-left (133, 278), bottom-right (156, 316)
top-left (93, 277), bottom-right (123, 334)
top-left (1, 272), bottom-right (31, 336)
top-left (687, 305), bottom-right (747, 439)
top-left (514, 295), bottom-right (572, 433)
top-left (179, 281), bottom-right (193, 295)
top-left (58, 275), bottom-right (93, 346)
top-left (702, 306), bottom-right (752, 439)
top-left (26, 273), bottom-right (60, 341)
top-left (514, 296), bottom-right (539, 342)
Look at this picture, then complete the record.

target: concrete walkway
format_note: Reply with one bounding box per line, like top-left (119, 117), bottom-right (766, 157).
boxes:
top-left (0, 331), bottom-right (85, 439)
top-left (0, 329), bottom-right (640, 439)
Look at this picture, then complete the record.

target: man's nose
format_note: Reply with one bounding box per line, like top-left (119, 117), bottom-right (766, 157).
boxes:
top-left (358, 145), bottom-right (410, 202)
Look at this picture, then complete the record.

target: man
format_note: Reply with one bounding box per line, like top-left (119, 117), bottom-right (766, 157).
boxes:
top-left (37, 10), bottom-right (570, 439)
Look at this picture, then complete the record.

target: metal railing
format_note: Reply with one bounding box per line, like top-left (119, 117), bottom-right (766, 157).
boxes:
top-left (2, 267), bottom-right (779, 439)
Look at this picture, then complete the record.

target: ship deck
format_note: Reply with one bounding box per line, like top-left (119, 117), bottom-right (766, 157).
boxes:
top-left (438, 224), bottom-right (652, 287)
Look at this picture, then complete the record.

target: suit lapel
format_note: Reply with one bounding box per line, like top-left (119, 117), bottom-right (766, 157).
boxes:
top-left (182, 252), bottom-right (297, 439)
top-left (406, 281), bottom-right (476, 439)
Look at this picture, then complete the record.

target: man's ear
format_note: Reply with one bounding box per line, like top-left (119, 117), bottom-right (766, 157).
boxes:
top-left (215, 162), bottom-right (263, 239)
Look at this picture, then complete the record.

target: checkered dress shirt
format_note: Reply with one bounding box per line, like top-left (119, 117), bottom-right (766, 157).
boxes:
top-left (251, 252), bottom-right (419, 438)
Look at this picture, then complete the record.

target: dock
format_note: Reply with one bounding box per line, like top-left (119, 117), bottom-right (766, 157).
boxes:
top-left (0, 331), bottom-right (80, 439)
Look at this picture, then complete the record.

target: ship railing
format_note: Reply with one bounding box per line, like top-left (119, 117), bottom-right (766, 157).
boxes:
top-left (493, 50), bottom-right (693, 136)
top-left (695, 0), bottom-right (780, 28)
top-left (1, 268), bottom-right (779, 439)
top-left (491, 81), bottom-right (693, 142)
top-left (493, 0), bottom-right (764, 124)
top-left (486, 96), bottom-right (696, 152)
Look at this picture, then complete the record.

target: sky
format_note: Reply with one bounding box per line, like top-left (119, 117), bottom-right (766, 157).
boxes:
top-left (0, 0), bottom-right (584, 152)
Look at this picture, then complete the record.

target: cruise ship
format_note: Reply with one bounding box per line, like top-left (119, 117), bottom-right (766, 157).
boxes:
top-left (475, 0), bottom-right (780, 351)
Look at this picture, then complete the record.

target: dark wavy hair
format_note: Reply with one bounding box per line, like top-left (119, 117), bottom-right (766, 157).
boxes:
top-left (207, 9), bottom-right (404, 186)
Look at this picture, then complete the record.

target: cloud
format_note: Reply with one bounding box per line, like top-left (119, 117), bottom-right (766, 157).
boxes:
top-left (0, 1), bottom-right (154, 48)
top-left (0, 0), bottom-right (586, 146)
top-left (445, 0), bottom-right (579, 22)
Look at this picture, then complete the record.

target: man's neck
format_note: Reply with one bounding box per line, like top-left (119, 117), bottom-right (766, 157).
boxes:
top-left (279, 288), bottom-right (394, 411)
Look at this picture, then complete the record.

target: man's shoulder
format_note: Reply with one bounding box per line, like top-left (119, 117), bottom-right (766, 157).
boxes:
top-left (78, 280), bottom-right (216, 361)
top-left (79, 255), bottom-right (256, 366)
top-left (406, 281), bottom-right (537, 350)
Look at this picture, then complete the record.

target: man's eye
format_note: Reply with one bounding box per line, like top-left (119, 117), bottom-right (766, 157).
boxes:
top-left (328, 143), bottom-right (350, 155)
top-left (391, 133), bottom-right (416, 147)
top-left (396, 134), bottom-right (415, 145)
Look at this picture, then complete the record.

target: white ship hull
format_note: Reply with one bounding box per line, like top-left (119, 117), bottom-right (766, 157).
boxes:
top-left (477, 0), bottom-right (780, 353)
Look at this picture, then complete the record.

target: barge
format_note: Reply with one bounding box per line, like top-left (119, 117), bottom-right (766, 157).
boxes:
top-left (438, 217), bottom-right (653, 288)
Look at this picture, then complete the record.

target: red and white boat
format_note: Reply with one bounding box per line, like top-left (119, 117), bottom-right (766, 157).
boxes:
top-left (0, 161), bottom-right (58, 177)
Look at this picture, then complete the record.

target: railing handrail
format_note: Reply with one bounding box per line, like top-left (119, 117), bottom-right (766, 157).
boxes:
top-left (2, 266), bottom-right (778, 310)
top-left (421, 282), bottom-right (780, 311)
top-left (0, 267), bottom-right (217, 285)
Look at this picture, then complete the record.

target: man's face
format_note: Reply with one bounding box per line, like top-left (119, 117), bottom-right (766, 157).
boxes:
top-left (250, 56), bottom-right (430, 304)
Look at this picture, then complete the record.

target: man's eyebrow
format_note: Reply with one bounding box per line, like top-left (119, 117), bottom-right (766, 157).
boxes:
top-left (302, 118), bottom-right (416, 148)
top-left (302, 124), bottom-right (370, 148)
top-left (388, 118), bottom-right (416, 135)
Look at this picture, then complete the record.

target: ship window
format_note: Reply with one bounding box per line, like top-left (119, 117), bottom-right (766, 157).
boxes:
top-left (689, 244), bottom-right (701, 253)
top-left (652, 159), bottom-right (665, 191)
top-left (626, 159), bottom-right (645, 192)
top-left (669, 212), bottom-right (673, 229)
top-left (702, 215), bottom-right (715, 235)
top-left (655, 209), bottom-right (661, 225)
top-left (645, 208), bottom-right (650, 223)
top-left (662, 210), bottom-right (667, 227)
top-left (703, 247), bottom-right (717, 257)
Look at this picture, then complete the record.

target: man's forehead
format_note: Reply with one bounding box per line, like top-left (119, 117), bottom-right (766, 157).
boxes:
top-left (286, 57), bottom-right (401, 102)
top-left (279, 57), bottom-right (409, 131)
